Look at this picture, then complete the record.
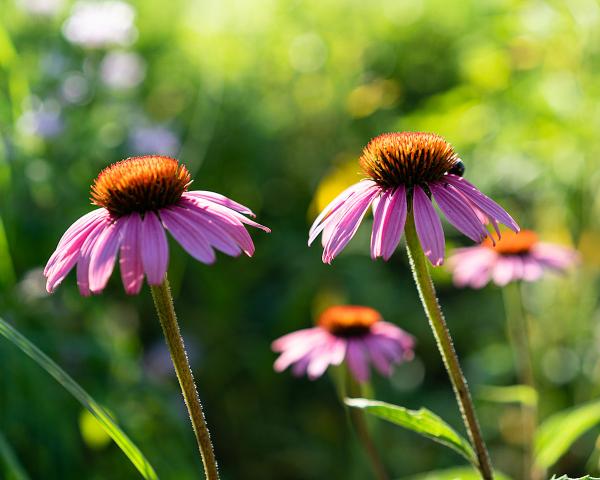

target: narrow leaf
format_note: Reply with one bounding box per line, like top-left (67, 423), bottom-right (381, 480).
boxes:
top-left (535, 400), bottom-right (600, 470)
top-left (550, 476), bottom-right (600, 480)
top-left (478, 385), bottom-right (538, 407)
top-left (402, 466), bottom-right (512, 480)
top-left (0, 429), bottom-right (30, 480)
top-left (345, 398), bottom-right (477, 465)
top-left (0, 317), bottom-right (158, 480)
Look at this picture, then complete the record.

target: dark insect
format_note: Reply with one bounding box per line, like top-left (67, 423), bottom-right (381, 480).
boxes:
top-left (448, 159), bottom-right (465, 177)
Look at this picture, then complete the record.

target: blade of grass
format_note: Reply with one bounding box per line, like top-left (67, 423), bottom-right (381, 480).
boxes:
top-left (0, 317), bottom-right (159, 480)
top-left (0, 428), bottom-right (30, 480)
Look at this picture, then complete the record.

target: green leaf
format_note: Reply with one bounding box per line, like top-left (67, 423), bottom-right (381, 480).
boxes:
top-left (401, 466), bottom-right (512, 480)
top-left (0, 429), bottom-right (30, 480)
top-left (345, 398), bottom-right (477, 465)
top-left (0, 317), bottom-right (159, 480)
top-left (478, 385), bottom-right (538, 407)
top-left (549, 476), bottom-right (600, 480)
top-left (535, 400), bottom-right (600, 470)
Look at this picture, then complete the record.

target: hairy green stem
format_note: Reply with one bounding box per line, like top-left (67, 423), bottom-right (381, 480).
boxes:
top-left (404, 214), bottom-right (493, 480)
top-left (150, 277), bottom-right (219, 480)
top-left (344, 369), bottom-right (389, 480)
top-left (502, 282), bottom-right (539, 480)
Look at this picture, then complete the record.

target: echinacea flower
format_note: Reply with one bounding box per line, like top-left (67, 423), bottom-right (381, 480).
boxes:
top-left (448, 229), bottom-right (578, 288)
top-left (44, 156), bottom-right (269, 296)
top-left (272, 305), bottom-right (414, 383)
top-left (309, 132), bottom-right (519, 265)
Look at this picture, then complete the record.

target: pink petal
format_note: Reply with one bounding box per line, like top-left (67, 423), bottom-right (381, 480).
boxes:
top-left (184, 190), bottom-right (256, 216)
top-left (141, 211), bottom-right (169, 285)
top-left (364, 336), bottom-right (394, 376)
top-left (412, 186), bottom-right (445, 266)
top-left (448, 247), bottom-right (497, 288)
top-left (77, 221), bottom-right (110, 296)
top-left (430, 182), bottom-right (489, 243)
top-left (322, 185), bottom-right (380, 264)
top-left (346, 339), bottom-right (370, 383)
top-left (119, 213), bottom-right (144, 295)
top-left (522, 256), bottom-right (543, 282)
top-left (160, 207), bottom-right (216, 264)
top-left (531, 243), bottom-right (579, 271)
top-left (371, 186), bottom-right (407, 260)
top-left (492, 256), bottom-right (520, 286)
top-left (89, 218), bottom-right (124, 293)
top-left (444, 174), bottom-right (519, 233)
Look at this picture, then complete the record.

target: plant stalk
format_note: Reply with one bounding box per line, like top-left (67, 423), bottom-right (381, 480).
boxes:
top-left (404, 213), bottom-right (493, 480)
top-left (344, 369), bottom-right (390, 480)
top-left (150, 276), bottom-right (219, 480)
top-left (502, 282), bottom-right (539, 480)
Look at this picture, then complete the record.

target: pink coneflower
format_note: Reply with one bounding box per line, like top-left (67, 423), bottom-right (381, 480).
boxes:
top-left (44, 156), bottom-right (269, 296)
top-left (272, 305), bottom-right (414, 383)
top-left (448, 230), bottom-right (578, 288)
top-left (309, 132), bottom-right (519, 265)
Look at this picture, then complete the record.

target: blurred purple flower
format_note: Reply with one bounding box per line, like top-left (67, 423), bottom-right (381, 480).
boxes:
top-left (18, 0), bottom-right (63, 16)
top-left (100, 51), bottom-right (146, 89)
top-left (272, 305), bottom-right (414, 383)
top-left (18, 103), bottom-right (63, 138)
top-left (62, 1), bottom-right (136, 49)
top-left (129, 126), bottom-right (180, 157)
top-left (448, 230), bottom-right (578, 288)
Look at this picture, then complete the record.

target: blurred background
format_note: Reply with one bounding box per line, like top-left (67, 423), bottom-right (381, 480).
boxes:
top-left (1, 0), bottom-right (599, 478)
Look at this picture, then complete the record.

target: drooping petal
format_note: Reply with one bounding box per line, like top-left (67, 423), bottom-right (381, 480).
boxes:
top-left (119, 213), bottom-right (144, 295)
top-left (522, 256), bottom-right (544, 282)
top-left (160, 207), bottom-right (216, 264)
top-left (184, 190), bottom-right (256, 216)
top-left (412, 186), bottom-right (445, 266)
top-left (444, 174), bottom-right (519, 233)
top-left (306, 337), bottom-right (343, 380)
top-left (346, 339), bottom-right (370, 382)
top-left (322, 185), bottom-right (380, 264)
top-left (448, 247), bottom-right (497, 288)
top-left (371, 186), bottom-right (408, 260)
top-left (430, 182), bottom-right (489, 243)
top-left (531, 243), bottom-right (579, 272)
top-left (77, 221), bottom-right (109, 296)
top-left (89, 218), bottom-right (124, 293)
top-left (140, 211), bottom-right (169, 285)
top-left (364, 336), bottom-right (395, 376)
top-left (492, 256), bottom-right (520, 286)
top-left (309, 180), bottom-right (377, 246)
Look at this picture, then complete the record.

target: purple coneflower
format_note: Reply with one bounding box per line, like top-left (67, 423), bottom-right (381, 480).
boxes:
top-left (44, 155), bottom-right (269, 296)
top-left (448, 229), bottom-right (578, 288)
top-left (272, 305), bottom-right (414, 383)
top-left (309, 132), bottom-right (519, 265)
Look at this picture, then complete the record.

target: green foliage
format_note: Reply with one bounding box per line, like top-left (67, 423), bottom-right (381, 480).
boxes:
top-left (550, 476), bottom-right (600, 480)
top-left (345, 398), bottom-right (476, 465)
top-left (0, 318), bottom-right (158, 480)
top-left (0, 429), bottom-right (29, 480)
top-left (478, 385), bottom-right (538, 407)
top-left (535, 401), bottom-right (600, 470)
top-left (401, 466), bottom-right (512, 480)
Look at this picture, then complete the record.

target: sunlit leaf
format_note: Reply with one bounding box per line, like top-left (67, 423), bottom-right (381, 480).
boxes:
top-left (478, 385), bottom-right (538, 407)
top-left (345, 398), bottom-right (476, 465)
top-left (550, 476), bottom-right (600, 479)
top-left (401, 466), bottom-right (512, 480)
top-left (0, 429), bottom-right (30, 480)
top-left (535, 400), bottom-right (600, 470)
top-left (0, 317), bottom-right (159, 480)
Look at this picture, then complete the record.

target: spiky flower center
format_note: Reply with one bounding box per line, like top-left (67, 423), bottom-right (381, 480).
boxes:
top-left (483, 230), bottom-right (538, 255)
top-left (360, 132), bottom-right (461, 188)
top-left (90, 156), bottom-right (191, 217)
top-left (317, 305), bottom-right (380, 337)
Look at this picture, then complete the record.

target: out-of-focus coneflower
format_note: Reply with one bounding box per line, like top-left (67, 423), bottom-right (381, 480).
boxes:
top-left (448, 230), bottom-right (578, 288)
top-left (44, 155), bottom-right (269, 296)
top-left (309, 132), bottom-right (518, 265)
top-left (272, 305), bottom-right (414, 383)
top-left (44, 155), bottom-right (269, 480)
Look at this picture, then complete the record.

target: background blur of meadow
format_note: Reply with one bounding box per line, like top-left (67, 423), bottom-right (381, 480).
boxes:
top-left (1, 0), bottom-right (600, 478)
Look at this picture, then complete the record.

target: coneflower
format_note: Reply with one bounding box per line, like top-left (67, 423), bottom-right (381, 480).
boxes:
top-left (45, 155), bottom-right (270, 480)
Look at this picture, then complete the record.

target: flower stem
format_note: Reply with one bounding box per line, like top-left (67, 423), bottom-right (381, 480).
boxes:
top-left (502, 282), bottom-right (539, 480)
top-left (150, 276), bottom-right (219, 480)
top-left (344, 369), bottom-right (390, 480)
top-left (404, 214), bottom-right (493, 480)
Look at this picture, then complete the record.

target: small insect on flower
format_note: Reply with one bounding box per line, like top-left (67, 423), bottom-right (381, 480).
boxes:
top-left (272, 305), bottom-right (414, 383)
top-left (309, 132), bottom-right (519, 265)
top-left (44, 156), bottom-right (270, 296)
top-left (448, 229), bottom-right (578, 288)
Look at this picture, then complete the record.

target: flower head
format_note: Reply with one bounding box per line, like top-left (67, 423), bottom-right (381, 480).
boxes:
top-left (309, 132), bottom-right (519, 265)
top-left (448, 229), bottom-right (578, 288)
top-left (44, 156), bottom-right (269, 296)
top-left (272, 305), bottom-right (414, 382)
